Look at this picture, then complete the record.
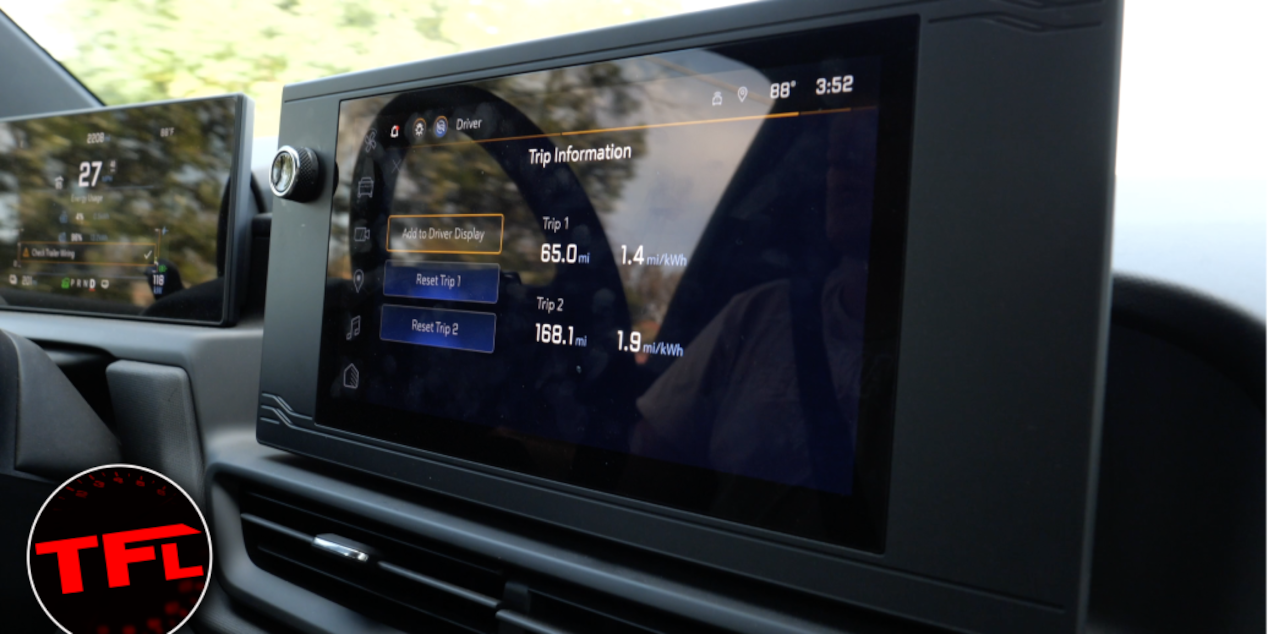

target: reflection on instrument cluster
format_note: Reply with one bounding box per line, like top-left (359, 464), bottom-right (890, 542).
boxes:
top-left (0, 97), bottom-right (243, 320)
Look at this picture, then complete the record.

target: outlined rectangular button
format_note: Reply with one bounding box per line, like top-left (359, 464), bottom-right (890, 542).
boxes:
top-left (380, 305), bottom-right (496, 353)
top-left (386, 214), bottom-right (504, 254)
top-left (19, 241), bottom-right (157, 266)
top-left (383, 261), bottom-right (499, 303)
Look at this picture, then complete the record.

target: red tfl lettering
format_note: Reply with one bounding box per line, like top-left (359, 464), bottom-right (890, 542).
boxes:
top-left (34, 523), bottom-right (204, 594)
top-left (103, 524), bottom-right (202, 588)
top-left (33, 535), bottom-right (99, 594)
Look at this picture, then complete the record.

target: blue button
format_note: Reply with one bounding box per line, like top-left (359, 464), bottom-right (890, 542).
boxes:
top-left (383, 261), bottom-right (499, 303)
top-left (380, 305), bottom-right (496, 353)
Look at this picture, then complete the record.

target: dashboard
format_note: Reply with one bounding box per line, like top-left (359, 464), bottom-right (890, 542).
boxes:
top-left (258, 4), bottom-right (1114, 633)
top-left (0, 2), bottom-right (1263, 634)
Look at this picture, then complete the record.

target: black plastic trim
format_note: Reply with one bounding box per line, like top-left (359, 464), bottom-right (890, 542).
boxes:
top-left (242, 512), bottom-right (314, 543)
top-left (0, 9), bottom-right (100, 117)
top-left (379, 561), bottom-right (502, 610)
top-left (1111, 275), bottom-right (1266, 410)
top-left (496, 611), bottom-right (572, 634)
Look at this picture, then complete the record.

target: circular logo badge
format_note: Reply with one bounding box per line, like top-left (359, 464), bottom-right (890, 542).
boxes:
top-left (27, 465), bottom-right (212, 634)
top-left (433, 115), bottom-right (448, 138)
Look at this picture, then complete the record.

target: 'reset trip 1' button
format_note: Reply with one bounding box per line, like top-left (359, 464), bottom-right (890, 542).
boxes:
top-left (380, 305), bottom-right (496, 353)
top-left (383, 261), bottom-right (499, 303)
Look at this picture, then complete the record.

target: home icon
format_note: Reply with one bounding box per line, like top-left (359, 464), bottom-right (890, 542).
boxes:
top-left (343, 364), bottom-right (360, 390)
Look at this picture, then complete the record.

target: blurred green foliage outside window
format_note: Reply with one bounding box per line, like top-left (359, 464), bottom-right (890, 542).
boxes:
top-left (1, 0), bottom-right (746, 137)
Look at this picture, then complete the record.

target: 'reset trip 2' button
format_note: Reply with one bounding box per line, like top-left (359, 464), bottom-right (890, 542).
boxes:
top-left (380, 305), bottom-right (496, 353)
top-left (383, 261), bottom-right (499, 303)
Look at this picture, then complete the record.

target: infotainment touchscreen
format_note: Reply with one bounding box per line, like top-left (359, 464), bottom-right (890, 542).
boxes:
top-left (0, 96), bottom-right (247, 322)
top-left (317, 19), bottom-right (915, 549)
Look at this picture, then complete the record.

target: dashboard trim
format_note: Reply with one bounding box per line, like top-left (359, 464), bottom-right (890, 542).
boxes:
top-left (259, 1), bottom-right (1122, 631)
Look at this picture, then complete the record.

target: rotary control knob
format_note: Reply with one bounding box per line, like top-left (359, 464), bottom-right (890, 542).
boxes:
top-left (269, 145), bottom-right (321, 201)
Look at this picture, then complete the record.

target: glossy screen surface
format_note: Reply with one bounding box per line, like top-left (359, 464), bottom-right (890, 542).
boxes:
top-left (318, 18), bottom-right (916, 549)
top-left (0, 97), bottom-right (240, 321)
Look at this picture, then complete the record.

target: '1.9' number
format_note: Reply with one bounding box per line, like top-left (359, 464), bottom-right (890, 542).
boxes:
top-left (815, 75), bottom-right (854, 95)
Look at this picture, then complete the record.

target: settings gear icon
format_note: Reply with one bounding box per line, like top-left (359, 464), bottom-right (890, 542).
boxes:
top-left (413, 118), bottom-right (427, 141)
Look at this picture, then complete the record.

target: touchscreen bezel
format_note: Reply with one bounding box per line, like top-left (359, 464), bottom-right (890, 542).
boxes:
top-left (311, 18), bottom-right (916, 552)
top-left (0, 95), bottom-right (255, 326)
top-left (258, 1), bottom-right (1120, 630)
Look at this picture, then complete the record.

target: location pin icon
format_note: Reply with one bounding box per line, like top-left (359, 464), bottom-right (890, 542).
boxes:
top-left (353, 269), bottom-right (365, 292)
top-left (738, 86), bottom-right (748, 102)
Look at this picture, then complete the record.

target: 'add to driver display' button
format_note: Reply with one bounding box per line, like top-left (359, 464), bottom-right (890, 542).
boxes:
top-left (386, 214), bottom-right (504, 254)
top-left (383, 261), bottom-right (499, 303)
top-left (380, 305), bottom-right (496, 353)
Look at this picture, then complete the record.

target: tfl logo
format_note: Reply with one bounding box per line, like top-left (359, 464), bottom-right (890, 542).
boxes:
top-left (27, 466), bottom-right (212, 634)
top-left (35, 524), bottom-right (205, 594)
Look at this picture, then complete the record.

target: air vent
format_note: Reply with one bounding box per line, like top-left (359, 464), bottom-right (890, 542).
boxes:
top-left (238, 487), bottom-right (729, 634)
top-left (510, 579), bottom-right (731, 634)
top-left (240, 489), bottom-right (504, 633)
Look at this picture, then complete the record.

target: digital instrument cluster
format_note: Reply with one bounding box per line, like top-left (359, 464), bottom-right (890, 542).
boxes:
top-left (0, 96), bottom-right (251, 323)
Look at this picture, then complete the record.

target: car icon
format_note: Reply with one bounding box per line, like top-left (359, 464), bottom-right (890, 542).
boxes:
top-left (357, 176), bottom-right (374, 198)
